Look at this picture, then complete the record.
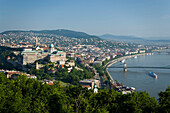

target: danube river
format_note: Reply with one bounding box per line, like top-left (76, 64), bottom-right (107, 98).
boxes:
top-left (108, 52), bottom-right (170, 99)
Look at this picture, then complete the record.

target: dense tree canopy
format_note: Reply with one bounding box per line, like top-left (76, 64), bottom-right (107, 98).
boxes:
top-left (0, 72), bottom-right (169, 113)
top-left (158, 87), bottom-right (170, 113)
top-left (26, 63), bottom-right (94, 85)
top-left (0, 46), bottom-right (16, 70)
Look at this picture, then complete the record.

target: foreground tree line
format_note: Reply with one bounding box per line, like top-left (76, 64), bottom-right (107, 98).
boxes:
top-left (0, 72), bottom-right (169, 113)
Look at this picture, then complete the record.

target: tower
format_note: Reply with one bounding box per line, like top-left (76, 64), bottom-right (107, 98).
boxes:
top-left (2, 38), bottom-right (5, 46)
top-left (36, 37), bottom-right (38, 47)
top-left (124, 62), bottom-right (127, 72)
top-left (49, 44), bottom-right (54, 53)
top-left (93, 81), bottom-right (98, 93)
top-left (36, 61), bottom-right (39, 70)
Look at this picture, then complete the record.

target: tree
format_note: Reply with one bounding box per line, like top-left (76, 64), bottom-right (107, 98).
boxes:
top-left (158, 87), bottom-right (170, 113)
top-left (0, 72), bottom-right (169, 113)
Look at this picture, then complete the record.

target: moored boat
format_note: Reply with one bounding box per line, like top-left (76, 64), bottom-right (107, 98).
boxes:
top-left (121, 59), bottom-right (125, 63)
top-left (149, 72), bottom-right (157, 78)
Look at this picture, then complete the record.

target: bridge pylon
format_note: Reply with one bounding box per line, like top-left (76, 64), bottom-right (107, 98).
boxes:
top-left (124, 62), bottom-right (127, 72)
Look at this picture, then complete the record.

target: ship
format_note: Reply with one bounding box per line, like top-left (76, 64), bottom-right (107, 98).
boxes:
top-left (149, 72), bottom-right (157, 78)
top-left (121, 59), bottom-right (125, 63)
top-left (134, 56), bottom-right (137, 59)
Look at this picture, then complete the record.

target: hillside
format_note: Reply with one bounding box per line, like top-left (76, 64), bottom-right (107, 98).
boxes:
top-left (1, 29), bottom-right (99, 39)
top-left (100, 34), bottom-right (143, 41)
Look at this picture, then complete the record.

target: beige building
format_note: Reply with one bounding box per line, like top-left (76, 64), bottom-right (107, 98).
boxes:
top-left (18, 44), bottom-right (66, 65)
top-left (84, 58), bottom-right (94, 64)
top-left (19, 50), bottom-right (37, 65)
top-left (138, 50), bottom-right (145, 53)
top-left (65, 60), bottom-right (75, 67)
top-left (48, 51), bottom-right (66, 62)
top-left (79, 79), bottom-right (100, 89)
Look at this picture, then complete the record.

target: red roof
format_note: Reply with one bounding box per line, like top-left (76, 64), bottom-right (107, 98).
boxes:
top-left (82, 85), bottom-right (91, 88)
top-left (58, 47), bottom-right (61, 50)
top-left (75, 55), bottom-right (81, 57)
top-left (116, 53), bottom-right (123, 56)
top-left (60, 64), bottom-right (64, 68)
top-left (48, 82), bottom-right (54, 85)
top-left (43, 47), bottom-right (49, 51)
top-left (7, 56), bottom-right (10, 59)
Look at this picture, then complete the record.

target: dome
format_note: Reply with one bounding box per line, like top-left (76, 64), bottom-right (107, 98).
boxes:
top-left (49, 44), bottom-right (54, 48)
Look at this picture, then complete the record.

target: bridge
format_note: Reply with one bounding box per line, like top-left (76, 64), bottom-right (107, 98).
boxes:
top-left (157, 52), bottom-right (170, 54)
top-left (153, 50), bottom-right (170, 54)
top-left (108, 66), bottom-right (170, 69)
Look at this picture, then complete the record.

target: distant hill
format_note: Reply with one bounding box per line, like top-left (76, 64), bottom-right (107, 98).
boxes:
top-left (1, 29), bottom-right (99, 39)
top-left (100, 34), bottom-right (143, 41)
top-left (147, 40), bottom-right (170, 43)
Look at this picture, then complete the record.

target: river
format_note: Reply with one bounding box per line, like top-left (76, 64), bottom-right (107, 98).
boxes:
top-left (108, 52), bottom-right (170, 99)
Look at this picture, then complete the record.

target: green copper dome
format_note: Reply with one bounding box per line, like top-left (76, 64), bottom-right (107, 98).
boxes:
top-left (49, 44), bottom-right (54, 48)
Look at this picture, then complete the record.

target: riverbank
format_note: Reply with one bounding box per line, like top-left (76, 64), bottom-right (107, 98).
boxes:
top-left (104, 53), bottom-right (146, 82)
top-left (107, 52), bottom-right (170, 98)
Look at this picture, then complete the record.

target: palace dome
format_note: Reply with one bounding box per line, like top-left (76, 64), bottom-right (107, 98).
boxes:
top-left (49, 44), bottom-right (54, 48)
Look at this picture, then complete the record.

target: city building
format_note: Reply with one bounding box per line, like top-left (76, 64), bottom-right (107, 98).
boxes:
top-left (138, 49), bottom-right (146, 53)
top-left (18, 44), bottom-right (66, 65)
top-left (79, 79), bottom-right (100, 89)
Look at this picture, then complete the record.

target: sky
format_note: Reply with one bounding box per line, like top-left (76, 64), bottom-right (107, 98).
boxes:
top-left (1, 0), bottom-right (170, 39)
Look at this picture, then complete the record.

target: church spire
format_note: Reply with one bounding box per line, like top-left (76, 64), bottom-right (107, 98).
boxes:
top-left (2, 38), bottom-right (5, 44)
top-left (35, 37), bottom-right (38, 47)
top-left (36, 61), bottom-right (39, 70)
top-left (93, 81), bottom-right (98, 93)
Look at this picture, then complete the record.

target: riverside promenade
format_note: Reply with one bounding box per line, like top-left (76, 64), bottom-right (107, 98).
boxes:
top-left (104, 53), bottom-right (146, 83)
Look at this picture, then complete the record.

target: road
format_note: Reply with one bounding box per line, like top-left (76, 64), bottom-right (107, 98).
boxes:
top-left (99, 75), bottom-right (105, 89)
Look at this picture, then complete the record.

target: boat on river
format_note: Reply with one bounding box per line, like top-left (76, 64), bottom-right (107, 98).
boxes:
top-left (121, 59), bottom-right (125, 63)
top-left (149, 72), bottom-right (157, 78)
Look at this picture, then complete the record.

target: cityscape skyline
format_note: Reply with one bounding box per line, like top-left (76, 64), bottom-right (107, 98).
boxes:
top-left (1, 0), bottom-right (170, 39)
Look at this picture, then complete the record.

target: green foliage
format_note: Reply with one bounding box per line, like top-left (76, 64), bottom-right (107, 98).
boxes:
top-left (58, 66), bottom-right (93, 85)
top-left (26, 62), bottom-right (94, 85)
top-left (93, 64), bottom-right (104, 76)
top-left (158, 87), bottom-right (170, 113)
top-left (89, 89), bottom-right (158, 113)
top-left (0, 46), bottom-right (17, 70)
top-left (0, 73), bottom-right (169, 113)
top-left (93, 63), bottom-right (110, 80)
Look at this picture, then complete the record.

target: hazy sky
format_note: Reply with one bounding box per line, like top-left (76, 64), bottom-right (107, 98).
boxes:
top-left (1, 0), bottom-right (170, 39)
